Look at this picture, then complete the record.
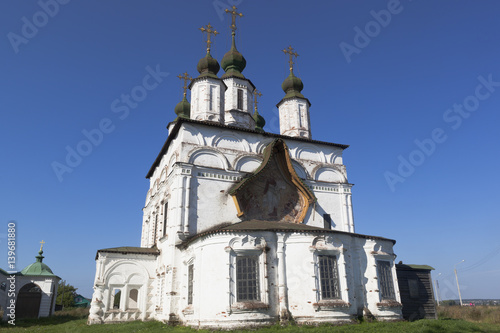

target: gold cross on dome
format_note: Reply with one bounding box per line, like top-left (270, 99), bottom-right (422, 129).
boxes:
top-left (253, 89), bottom-right (262, 112)
top-left (40, 240), bottom-right (45, 251)
top-left (177, 72), bottom-right (192, 97)
top-left (225, 6), bottom-right (243, 32)
top-left (200, 23), bottom-right (219, 52)
top-left (282, 45), bottom-right (299, 72)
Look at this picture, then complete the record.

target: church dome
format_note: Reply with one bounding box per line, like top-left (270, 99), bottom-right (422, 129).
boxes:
top-left (196, 51), bottom-right (220, 79)
top-left (174, 95), bottom-right (191, 119)
top-left (281, 71), bottom-right (305, 99)
top-left (20, 250), bottom-right (56, 276)
top-left (221, 34), bottom-right (246, 79)
top-left (253, 110), bottom-right (265, 132)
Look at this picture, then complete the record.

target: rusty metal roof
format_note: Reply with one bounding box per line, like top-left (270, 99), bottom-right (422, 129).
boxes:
top-left (95, 246), bottom-right (160, 260)
top-left (146, 118), bottom-right (349, 179)
top-left (178, 220), bottom-right (396, 248)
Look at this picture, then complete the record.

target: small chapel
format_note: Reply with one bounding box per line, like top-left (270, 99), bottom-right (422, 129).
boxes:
top-left (88, 7), bottom-right (403, 328)
top-left (0, 242), bottom-right (60, 321)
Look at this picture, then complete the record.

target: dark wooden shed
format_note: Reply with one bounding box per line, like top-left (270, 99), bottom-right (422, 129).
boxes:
top-left (396, 263), bottom-right (437, 321)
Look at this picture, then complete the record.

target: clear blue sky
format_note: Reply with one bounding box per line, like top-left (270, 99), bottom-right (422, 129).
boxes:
top-left (1, 1), bottom-right (499, 300)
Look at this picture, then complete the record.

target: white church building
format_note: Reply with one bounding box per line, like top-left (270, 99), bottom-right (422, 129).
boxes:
top-left (88, 8), bottom-right (403, 328)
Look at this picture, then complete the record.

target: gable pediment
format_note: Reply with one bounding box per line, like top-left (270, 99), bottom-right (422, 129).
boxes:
top-left (229, 139), bottom-right (315, 223)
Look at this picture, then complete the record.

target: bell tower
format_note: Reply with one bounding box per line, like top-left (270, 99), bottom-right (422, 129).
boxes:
top-left (277, 46), bottom-right (311, 139)
top-left (189, 23), bottom-right (226, 123)
top-left (220, 6), bottom-right (256, 130)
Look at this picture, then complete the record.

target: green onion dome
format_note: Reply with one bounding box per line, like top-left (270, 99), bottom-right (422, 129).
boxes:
top-left (174, 95), bottom-right (191, 120)
top-left (221, 33), bottom-right (246, 79)
top-left (253, 109), bottom-right (265, 133)
top-left (197, 51), bottom-right (220, 79)
top-left (281, 71), bottom-right (305, 99)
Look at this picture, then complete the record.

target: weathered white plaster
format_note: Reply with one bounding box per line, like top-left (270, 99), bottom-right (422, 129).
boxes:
top-left (89, 44), bottom-right (402, 327)
top-left (0, 273), bottom-right (59, 321)
top-left (223, 77), bottom-right (256, 130)
top-left (278, 97), bottom-right (311, 139)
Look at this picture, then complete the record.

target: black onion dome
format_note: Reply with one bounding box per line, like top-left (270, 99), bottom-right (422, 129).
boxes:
top-left (174, 96), bottom-right (190, 120)
top-left (281, 71), bottom-right (305, 99)
top-left (253, 110), bottom-right (265, 133)
top-left (221, 34), bottom-right (246, 79)
top-left (197, 51), bottom-right (220, 79)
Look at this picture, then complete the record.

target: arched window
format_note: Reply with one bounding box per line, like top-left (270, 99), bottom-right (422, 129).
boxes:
top-left (113, 289), bottom-right (121, 309)
top-left (128, 289), bottom-right (138, 309)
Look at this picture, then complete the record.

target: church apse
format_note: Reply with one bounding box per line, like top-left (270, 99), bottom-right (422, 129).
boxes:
top-left (229, 139), bottom-right (315, 223)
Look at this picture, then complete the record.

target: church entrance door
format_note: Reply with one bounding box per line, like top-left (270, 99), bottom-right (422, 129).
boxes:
top-left (16, 283), bottom-right (42, 318)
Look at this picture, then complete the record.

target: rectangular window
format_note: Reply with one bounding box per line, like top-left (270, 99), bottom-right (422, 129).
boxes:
top-left (408, 278), bottom-right (419, 299)
top-left (209, 85), bottom-right (216, 111)
top-left (377, 260), bottom-right (396, 300)
top-left (323, 214), bottom-right (332, 229)
top-left (236, 256), bottom-right (260, 301)
top-left (318, 255), bottom-right (341, 299)
top-left (237, 89), bottom-right (243, 110)
top-left (153, 214), bottom-right (158, 244)
top-left (298, 104), bottom-right (303, 127)
top-left (163, 203), bottom-right (168, 237)
top-left (187, 264), bottom-right (194, 305)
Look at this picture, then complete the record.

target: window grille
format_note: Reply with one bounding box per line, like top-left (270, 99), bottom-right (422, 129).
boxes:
top-left (377, 260), bottom-right (396, 300)
top-left (236, 256), bottom-right (260, 301)
top-left (318, 255), bottom-right (340, 299)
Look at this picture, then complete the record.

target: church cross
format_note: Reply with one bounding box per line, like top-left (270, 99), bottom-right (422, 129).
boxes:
top-left (253, 89), bottom-right (262, 112)
top-left (177, 72), bottom-right (192, 97)
top-left (282, 45), bottom-right (299, 72)
top-left (225, 6), bottom-right (243, 33)
top-left (199, 23), bottom-right (219, 52)
top-left (40, 240), bottom-right (45, 251)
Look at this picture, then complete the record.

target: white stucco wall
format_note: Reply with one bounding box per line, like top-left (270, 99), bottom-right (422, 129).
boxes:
top-left (0, 273), bottom-right (59, 321)
top-left (90, 121), bottom-right (402, 328)
top-left (88, 252), bottom-right (157, 324)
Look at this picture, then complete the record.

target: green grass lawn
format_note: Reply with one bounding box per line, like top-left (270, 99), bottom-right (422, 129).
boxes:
top-left (2, 317), bottom-right (500, 333)
top-left (2, 307), bottom-right (500, 333)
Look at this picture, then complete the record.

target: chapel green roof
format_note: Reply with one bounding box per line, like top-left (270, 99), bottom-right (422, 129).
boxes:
top-left (20, 250), bottom-right (57, 277)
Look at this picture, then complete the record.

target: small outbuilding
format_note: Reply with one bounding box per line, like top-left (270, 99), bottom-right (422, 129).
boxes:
top-left (74, 294), bottom-right (91, 308)
top-left (0, 243), bottom-right (60, 321)
top-left (396, 263), bottom-right (437, 321)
